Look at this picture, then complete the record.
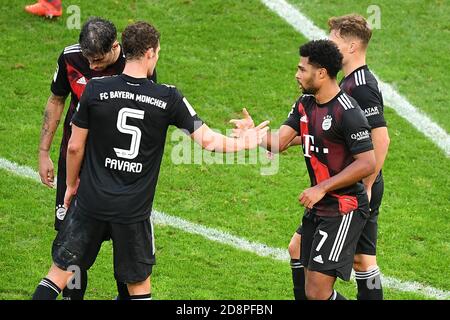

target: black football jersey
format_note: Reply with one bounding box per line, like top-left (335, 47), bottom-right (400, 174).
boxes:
top-left (339, 65), bottom-right (386, 129)
top-left (72, 74), bottom-right (203, 223)
top-left (284, 91), bottom-right (373, 217)
top-left (50, 43), bottom-right (157, 159)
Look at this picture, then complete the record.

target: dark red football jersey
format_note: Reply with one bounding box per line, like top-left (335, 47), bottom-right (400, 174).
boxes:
top-left (284, 91), bottom-right (373, 217)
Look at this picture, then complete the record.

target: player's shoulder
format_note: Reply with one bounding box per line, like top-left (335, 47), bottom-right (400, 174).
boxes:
top-left (362, 66), bottom-right (377, 83)
top-left (334, 92), bottom-right (367, 126)
top-left (84, 75), bottom-right (120, 93)
top-left (298, 94), bottom-right (315, 105)
top-left (335, 91), bottom-right (361, 112)
top-left (61, 43), bottom-right (82, 57)
top-left (63, 43), bottom-right (81, 53)
top-left (89, 74), bottom-right (119, 84)
top-left (58, 43), bottom-right (85, 65)
top-left (291, 94), bottom-right (315, 114)
top-left (353, 66), bottom-right (379, 90)
top-left (152, 83), bottom-right (183, 99)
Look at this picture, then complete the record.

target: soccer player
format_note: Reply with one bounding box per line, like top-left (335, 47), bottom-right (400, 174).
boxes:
top-left (37, 17), bottom-right (156, 300)
top-left (25, 0), bottom-right (62, 18)
top-left (287, 14), bottom-right (390, 300)
top-left (32, 21), bottom-right (269, 300)
top-left (232, 39), bottom-right (375, 300)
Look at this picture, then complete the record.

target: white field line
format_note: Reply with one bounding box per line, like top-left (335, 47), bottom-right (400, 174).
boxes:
top-left (1, 158), bottom-right (449, 299)
top-left (261, 0), bottom-right (450, 157)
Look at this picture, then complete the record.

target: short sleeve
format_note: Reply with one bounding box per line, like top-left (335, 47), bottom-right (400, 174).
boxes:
top-left (71, 81), bottom-right (93, 129)
top-left (168, 88), bottom-right (204, 134)
top-left (341, 106), bottom-right (374, 155)
top-left (50, 52), bottom-right (71, 97)
top-left (283, 101), bottom-right (301, 134)
top-left (351, 85), bottom-right (386, 129)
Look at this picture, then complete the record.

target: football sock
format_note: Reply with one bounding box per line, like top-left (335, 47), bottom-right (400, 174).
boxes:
top-left (32, 278), bottom-right (61, 300)
top-left (290, 259), bottom-right (307, 300)
top-left (355, 267), bottom-right (383, 300)
top-left (62, 269), bottom-right (88, 300)
top-left (329, 290), bottom-right (346, 300)
top-left (116, 281), bottom-right (130, 300)
top-left (129, 293), bottom-right (152, 300)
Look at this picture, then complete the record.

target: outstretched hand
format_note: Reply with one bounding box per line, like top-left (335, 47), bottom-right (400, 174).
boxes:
top-left (239, 120), bottom-right (270, 149)
top-left (230, 108), bottom-right (255, 133)
top-left (230, 108), bottom-right (255, 138)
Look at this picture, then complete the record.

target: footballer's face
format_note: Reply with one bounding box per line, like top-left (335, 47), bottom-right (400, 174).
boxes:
top-left (295, 57), bottom-right (319, 95)
top-left (84, 42), bottom-right (120, 71)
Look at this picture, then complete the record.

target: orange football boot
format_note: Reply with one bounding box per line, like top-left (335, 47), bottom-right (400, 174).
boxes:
top-left (24, 0), bottom-right (62, 18)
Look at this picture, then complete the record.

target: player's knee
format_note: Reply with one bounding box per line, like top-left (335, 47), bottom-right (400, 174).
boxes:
top-left (288, 241), bottom-right (300, 258)
top-left (127, 277), bottom-right (151, 296)
top-left (288, 235), bottom-right (301, 258)
top-left (353, 254), bottom-right (378, 272)
top-left (305, 283), bottom-right (329, 300)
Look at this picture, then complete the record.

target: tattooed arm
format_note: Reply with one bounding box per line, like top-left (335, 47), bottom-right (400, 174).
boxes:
top-left (38, 93), bottom-right (67, 187)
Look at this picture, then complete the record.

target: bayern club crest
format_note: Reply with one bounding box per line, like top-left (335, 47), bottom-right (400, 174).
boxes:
top-left (322, 115), bottom-right (332, 131)
top-left (56, 204), bottom-right (67, 221)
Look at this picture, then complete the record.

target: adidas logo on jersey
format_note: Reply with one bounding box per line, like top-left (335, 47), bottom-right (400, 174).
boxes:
top-left (337, 94), bottom-right (355, 111)
top-left (76, 77), bottom-right (87, 85)
top-left (354, 69), bottom-right (367, 86)
top-left (313, 255), bottom-right (324, 264)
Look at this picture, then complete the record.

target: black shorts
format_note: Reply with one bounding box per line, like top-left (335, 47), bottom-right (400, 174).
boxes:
top-left (355, 176), bottom-right (384, 255)
top-left (300, 209), bottom-right (368, 281)
top-left (52, 200), bottom-right (156, 283)
top-left (54, 155), bottom-right (67, 231)
top-left (296, 213), bottom-right (305, 235)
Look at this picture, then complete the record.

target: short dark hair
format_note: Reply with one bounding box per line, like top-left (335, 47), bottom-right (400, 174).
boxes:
top-left (299, 40), bottom-right (343, 78)
top-left (328, 14), bottom-right (372, 46)
top-left (79, 17), bottom-right (117, 57)
top-left (122, 22), bottom-right (160, 61)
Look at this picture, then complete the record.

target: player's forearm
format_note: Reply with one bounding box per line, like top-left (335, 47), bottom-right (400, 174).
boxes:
top-left (207, 131), bottom-right (246, 153)
top-left (195, 124), bottom-right (248, 152)
top-left (289, 136), bottom-right (302, 147)
top-left (363, 128), bottom-right (390, 191)
top-left (362, 173), bottom-right (377, 194)
top-left (317, 152), bottom-right (376, 194)
top-left (66, 144), bottom-right (85, 188)
top-left (260, 132), bottom-right (287, 153)
top-left (39, 94), bottom-right (66, 153)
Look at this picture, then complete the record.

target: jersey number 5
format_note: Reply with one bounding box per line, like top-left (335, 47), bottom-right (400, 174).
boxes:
top-left (114, 108), bottom-right (145, 160)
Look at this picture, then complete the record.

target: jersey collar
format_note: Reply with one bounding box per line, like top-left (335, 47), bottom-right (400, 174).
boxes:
top-left (316, 90), bottom-right (344, 107)
top-left (120, 73), bottom-right (149, 84)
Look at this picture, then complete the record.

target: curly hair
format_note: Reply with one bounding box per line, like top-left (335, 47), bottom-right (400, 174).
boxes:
top-left (122, 22), bottom-right (160, 61)
top-left (328, 14), bottom-right (372, 46)
top-left (79, 17), bottom-right (117, 58)
top-left (299, 40), bottom-right (343, 78)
